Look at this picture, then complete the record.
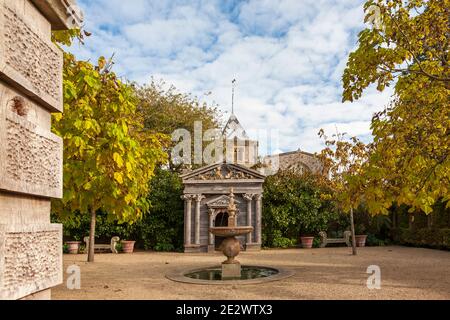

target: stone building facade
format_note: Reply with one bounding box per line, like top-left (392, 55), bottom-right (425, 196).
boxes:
top-left (181, 163), bottom-right (264, 253)
top-left (261, 150), bottom-right (322, 176)
top-left (0, 0), bottom-right (75, 300)
top-left (180, 112), bottom-right (323, 253)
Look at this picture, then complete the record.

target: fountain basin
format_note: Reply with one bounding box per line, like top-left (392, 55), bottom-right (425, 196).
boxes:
top-left (186, 266), bottom-right (278, 280)
top-left (166, 265), bottom-right (294, 285)
top-left (209, 226), bottom-right (253, 237)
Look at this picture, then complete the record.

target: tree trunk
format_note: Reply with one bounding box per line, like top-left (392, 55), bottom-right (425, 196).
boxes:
top-left (87, 208), bottom-right (96, 262)
top-left (350, 207), bottom-right (357, 256)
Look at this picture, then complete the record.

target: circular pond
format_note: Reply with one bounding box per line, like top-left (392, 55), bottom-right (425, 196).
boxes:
top-left (166, 265), bottom-right (294, 285)
top-left (185, 266), bottom-right (278, 281)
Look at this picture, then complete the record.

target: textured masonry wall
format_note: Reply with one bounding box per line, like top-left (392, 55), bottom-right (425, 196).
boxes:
top-left (0, 0), bottom-right (69, 300)
top-left (0, 224), bottom-right (62, 300)
top-left (2, 6), bottom-right (61, 102)
top-left (0, 0), bottom-right (63, 112)
top-left (5, 112), bottom-right (62, 192)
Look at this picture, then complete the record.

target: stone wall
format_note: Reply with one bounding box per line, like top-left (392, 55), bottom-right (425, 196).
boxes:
top-left (261, 150), bottom-right (322, 175)
top-left (0, 0), bottom-right (73, 300)
top-left (0, 224), bottom-right (62, 300)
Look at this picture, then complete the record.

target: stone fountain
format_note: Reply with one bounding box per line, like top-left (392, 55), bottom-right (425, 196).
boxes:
top-left (209, 189), bottom-right (253, 279)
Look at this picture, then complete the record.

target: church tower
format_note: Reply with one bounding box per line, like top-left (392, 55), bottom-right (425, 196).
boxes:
top-left (222, 114), bottom-right (258, 167)
top-left (222, 80), bottom-right (258, 167)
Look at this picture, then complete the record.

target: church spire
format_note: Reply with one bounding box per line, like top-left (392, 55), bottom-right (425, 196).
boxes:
top-left (231, 79), bottom-right (236, 115)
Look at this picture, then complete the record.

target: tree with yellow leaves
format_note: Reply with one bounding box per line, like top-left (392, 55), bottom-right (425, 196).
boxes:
top-left (51, 34), bottom-right (168, 262)
top-left (342, 0), bottom-right (449, 216)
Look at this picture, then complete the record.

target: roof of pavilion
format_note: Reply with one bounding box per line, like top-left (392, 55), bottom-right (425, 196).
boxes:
top-left (181, 161), bottom-right (265, 182)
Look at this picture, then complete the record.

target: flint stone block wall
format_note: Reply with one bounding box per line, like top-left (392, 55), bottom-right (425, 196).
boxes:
top-left (0, 0), bottom-right (71, 300)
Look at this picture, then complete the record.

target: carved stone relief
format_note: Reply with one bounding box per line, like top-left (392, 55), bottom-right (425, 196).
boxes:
top-left (0, 224), bottom-right (63, 300)
top-left (196, 165), bottom-right (257, 181)
top-left (0, 2), bottom-right (63, 112)
top-left (0, 110), bottom-right (63, 198)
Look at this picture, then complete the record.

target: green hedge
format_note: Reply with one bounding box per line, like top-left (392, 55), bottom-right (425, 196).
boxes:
top-left (52, 168), bottom-right (184, 251)
top-left (262, 170), bottom-right (338, 248)
top-left (391, 228), bottom-right (450, 250)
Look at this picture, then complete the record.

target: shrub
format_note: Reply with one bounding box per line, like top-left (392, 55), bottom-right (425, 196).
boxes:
top-left (133, 168), bottom-right (184, 251)
top-left (312, 237), bottom-right (322, 248)
top-left (366, 234), bottom-right (386, 246)
top-left (52, 168), bottom-right (185, 251)
top-left (262, 170), bottom-right (337, 248)
top-left (271, 231), bottom-right (296, 248)
top-left (115, 242), bottom-right (123, 253)
top-left (391, 228), bottom-right (450, 250)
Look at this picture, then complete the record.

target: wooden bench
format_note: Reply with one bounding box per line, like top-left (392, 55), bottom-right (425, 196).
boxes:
top-left (84, 236), bottom-right (120, 254)
top-left (319, 231), bottom-right (351, 248)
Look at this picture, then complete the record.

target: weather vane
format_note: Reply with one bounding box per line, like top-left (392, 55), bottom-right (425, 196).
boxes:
top-left (231, 79), bottom-right (236, 114)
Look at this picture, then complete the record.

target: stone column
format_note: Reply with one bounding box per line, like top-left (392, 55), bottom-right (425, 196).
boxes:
top-left (208, 208), bottom-right (215, 252)
top-left (0, 0), bottom-right (78, 300)
top-left (243, 194), bottom-right (254, 244)
top-left (182, 195), bottom-right (194, 246)
top-left (255, 194), bottom-right (262, 245)
top-left (194, 194), bottom-right (205, 245)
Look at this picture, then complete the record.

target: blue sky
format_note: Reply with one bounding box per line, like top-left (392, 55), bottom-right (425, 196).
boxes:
top-left (71, 0), bottom-right (392, 155)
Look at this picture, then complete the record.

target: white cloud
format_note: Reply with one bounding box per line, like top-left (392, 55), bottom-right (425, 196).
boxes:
top-left (72, 0), bottom-right (391, 154)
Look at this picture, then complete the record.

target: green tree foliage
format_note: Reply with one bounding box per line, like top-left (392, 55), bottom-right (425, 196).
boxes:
top-left (318, 131), bottom-right (369, 212)
top-left (51, 38), bottom-right (168, 261)
top-left (133, 168), bottom-right (184, 251)
top-left (342, 0), bottom-right (449, 215)
top-left (137, 80), bottom-right (221, 135)
top-left (317, 131), bottom-right (370, 254)
top-left (136, 80), bottom-right (222, 171)
top-left (53, 168), bottom-right (185, 251)
top-left (262, 170), bottom-right (337, 247)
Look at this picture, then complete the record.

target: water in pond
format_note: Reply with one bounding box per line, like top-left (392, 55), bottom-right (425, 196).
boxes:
top-left (185, 266), bottom-right (279, 281)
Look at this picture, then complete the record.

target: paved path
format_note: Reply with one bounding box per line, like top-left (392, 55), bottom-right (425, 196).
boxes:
top-left (53, 246), bottom-right (450, 300)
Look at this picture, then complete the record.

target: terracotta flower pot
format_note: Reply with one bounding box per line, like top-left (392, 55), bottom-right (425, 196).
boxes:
top-left (121, 240), bottom-right (136, 253)
top-left (355, 235), bottom-right (367, 247)
top-left (66, 241), bottom-right (81, 254)
top-left (300, 236), bottom-right (314, 249)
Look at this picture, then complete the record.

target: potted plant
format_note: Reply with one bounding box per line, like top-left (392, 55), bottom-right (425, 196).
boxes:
top-left (65, 240), bottom-right (81, 254)
top-left (355, 224), bottom-right (368, 247)
top-left (121, 240), bottom-right (135, 253)
top-left (119, 225), bottom-right (136, 253)
top-left (300, 235), bottom-right (315, 248)
top-left (299, 224), bottom-right (317, 249)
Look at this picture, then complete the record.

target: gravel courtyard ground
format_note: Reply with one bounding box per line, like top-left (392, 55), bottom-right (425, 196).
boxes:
top-left (53, 246), bottom-right (450, 300)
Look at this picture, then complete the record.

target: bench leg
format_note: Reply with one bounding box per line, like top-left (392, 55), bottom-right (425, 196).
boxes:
top-left (83, 236), bottom-right (90, 253)
top-left (344, 231), bottom-right (351, 247)
top-left (319, 231), bottom-right (327, 248)
top-left (111, 236), bottom-right (120, 254)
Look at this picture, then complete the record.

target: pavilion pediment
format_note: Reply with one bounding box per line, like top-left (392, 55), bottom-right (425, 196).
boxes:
top-left (206, 195), bottom-right (241, 208)
top-left (181, 163), bottom-right (265, 181)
